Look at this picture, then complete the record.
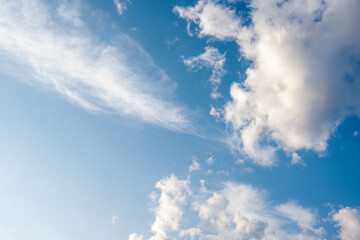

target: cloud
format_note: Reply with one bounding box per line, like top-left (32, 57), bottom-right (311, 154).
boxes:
top-left (130, 175), bottom-right (324, 240)
top-left (333, 207), bottom-right (360, 240)
top-left (175, 0), bottom-right (360, 166)
top-left (0, 0), bottom-right (192, 133)
top-left (276, 202), bottom-right (322, 234)
top-left (149, 175), bottom-right (191, 240)
top-left (57, 0), bottom-right (83, 26)
top-left (189, 155), bottom-right (201, 172)
top-left (128, 233), bottom-right (144, 240)
top-left (183, 46), bottom-right (226, 99)
top-left (114, 0), bottom-right (130, 15)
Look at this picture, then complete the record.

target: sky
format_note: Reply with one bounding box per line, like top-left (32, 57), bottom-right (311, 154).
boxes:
top-left (0, 0), bottom-right (359, 239)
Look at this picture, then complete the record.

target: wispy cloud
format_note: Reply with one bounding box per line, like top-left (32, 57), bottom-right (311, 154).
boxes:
top-left (0, 0), bottom-right (192, 133)
top-left (176, 0), bottom-right (360, 166)
top-left (183, 47), bottom-right (226, 99)
top-left (114, 0), bottom-right (131, 15)
top-left (189, 155), bottom-right (200, 172)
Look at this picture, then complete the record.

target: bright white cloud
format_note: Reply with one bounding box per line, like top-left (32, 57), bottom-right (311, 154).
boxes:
top-left (176, 0), bottom-right (360, 166)
top-left (130, 176), bottom-right (324, 240)
top-left (333, 207), bottom-right (360, 240)
top-left (189, 155), bottom-right (201, 172)
top-left (183, 46), bottom-right (226, 99)
top-left (0, 0), bottom-right (192, 133)
top-left (149, 175), bottom-right (191, 240)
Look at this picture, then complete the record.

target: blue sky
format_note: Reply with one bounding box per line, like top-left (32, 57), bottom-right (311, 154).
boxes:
top-left (0, 0), bottom-right (359, 240)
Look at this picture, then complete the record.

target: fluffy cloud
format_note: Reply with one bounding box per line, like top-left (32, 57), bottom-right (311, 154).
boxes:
top-left (129, 176), bottom-right (324, 240)
top-left (149, 175), bottom-right (191, 240)
top-left (176, 0), bottom-right (360, 165)
top-left (183, 47), bottom-right (226, 99)
top-left (333, 207), bottom-right (360, 240)
top-left (0, 0), bottom-right (191, 132)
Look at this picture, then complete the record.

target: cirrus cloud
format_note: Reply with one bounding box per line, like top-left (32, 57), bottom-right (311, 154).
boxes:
top-left (0, 0), bottom-right (193, 133)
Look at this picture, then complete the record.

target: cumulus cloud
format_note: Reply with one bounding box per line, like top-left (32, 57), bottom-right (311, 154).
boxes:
top-left (130, 176), bottom-right (324, 240)
top-left (176, 0), bottom-right (360, 165)
top-left (183, 46), bottom-right (226, 99)
top-left (333, 207), bottom-right (360, 240)
top-left (189, 155), bottom-right (201, 172)
top-left (0, 0), bottom-right (192, 133)
top-left (149, 175), bottom-right (191, 240)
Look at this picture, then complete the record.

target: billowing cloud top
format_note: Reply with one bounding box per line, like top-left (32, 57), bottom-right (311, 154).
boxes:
top-left (176, 0), bottom-right (360, 165)
top-left (0, 0), bottom-right (192, 133)
top-left (129, 175), bottom-right (326, 240)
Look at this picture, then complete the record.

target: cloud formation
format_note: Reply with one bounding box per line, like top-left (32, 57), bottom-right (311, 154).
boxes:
top-left (183, 47), bottom-right (226, 99)
top-left (148, 175), bottom-right (191, 240)
top-left (0, 0), bottom-right (191, 132)
top-left (176, 0), bottom-right (360, 165)
top-left (129, 175), bottom-right (325, 239)
top-left (333, 207), bottom-right (360, 240)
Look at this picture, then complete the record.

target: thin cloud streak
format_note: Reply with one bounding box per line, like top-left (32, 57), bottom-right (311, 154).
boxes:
top-left (0, 0), bottom-right (193, 133)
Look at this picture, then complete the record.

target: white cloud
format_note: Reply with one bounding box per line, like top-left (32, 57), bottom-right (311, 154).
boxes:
top-left (276, 202), bottom-right (322, 234)
top-left (189, 155), bottom-right (200, 172)
top-left (128, 233), bottom-right (144, 240)
top-left (176, 0), bottom-right (360, 166)
top-left (291, 152), bottom-right (305, 166)
top-left (131, 176), bottom-right (324, 240)
top-left (0, 0), bottom-right (192, 133)
top-left (209, 106), bottom-right (222, 121)
top-left (183, 46), bottom-right (226, 99)
top-left (149, 175), bottom-right (191, 240)
top-left (114, 0), bottom-right (130, 15)
top-left (353, 131), bottom-right (358, 137)
top-left (333, 207), bottom-right (360, 240)
top-left (174, 0), bottom-right (242, 40)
